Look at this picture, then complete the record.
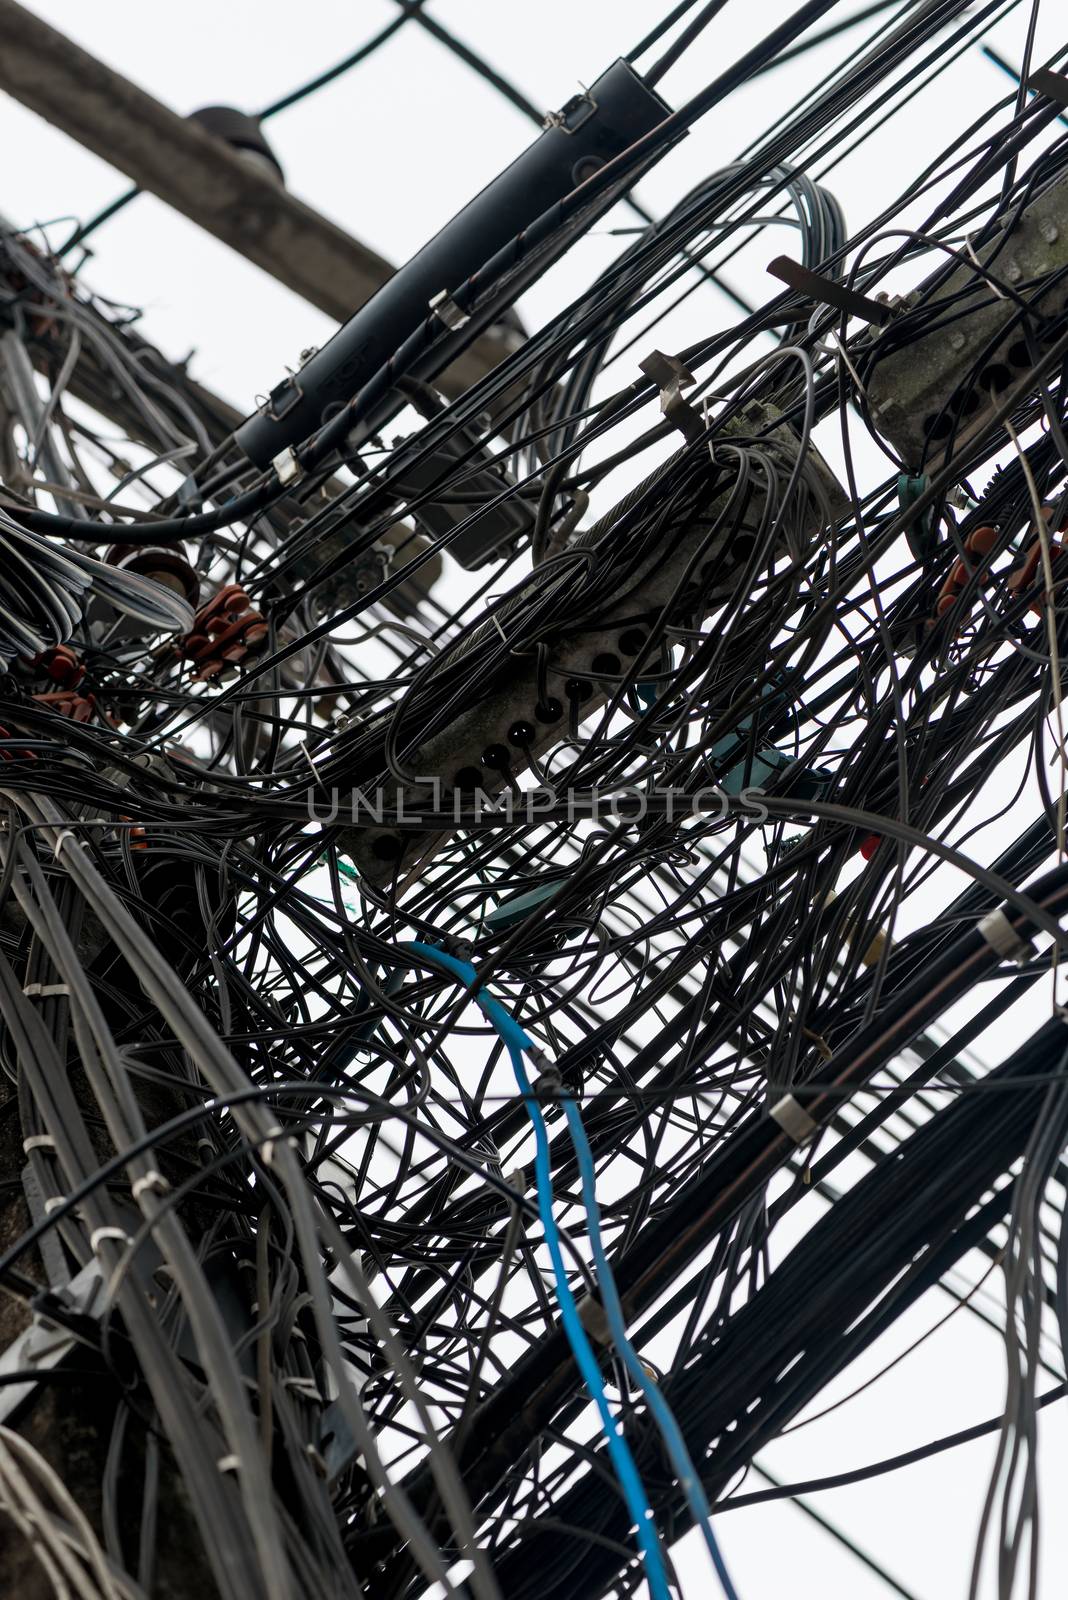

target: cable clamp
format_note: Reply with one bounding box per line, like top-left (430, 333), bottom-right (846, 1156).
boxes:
top-left (638, 350), bottom-right (705, 444)
top-left (531, 1064), bottom-right (563, 1106)
top-left (50, 828), bottom-right (79, 859)
top-left (977, 908), bottom-right (1032, 966)
top-left (131, 1170), bottom-right (171, 1203)
top-left (43, 1196), bottom-right (70, 1215)
top-left (90, 1226), bottom-right (131, 1253)
top-left (22, 983), bottom-right (69, 998)
top-left (577, 1294), bottom-right (612, 1347)
top-left (216, 1454), bottom-right (241, 1474)
top-left (22, 1135), bottom-right (56, 1154)
top-left (272, 446), bottom-right (303, 488)
top-left (429, 289), bottom-right (470, 331)
top-left (770, 1092), bottom-right (818, 1146)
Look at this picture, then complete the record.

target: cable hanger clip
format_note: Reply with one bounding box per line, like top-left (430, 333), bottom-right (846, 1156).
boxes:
top-left (639, 349), bottom-right (705, 443)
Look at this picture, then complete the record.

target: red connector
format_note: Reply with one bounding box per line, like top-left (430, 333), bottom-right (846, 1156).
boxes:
top-left (183, 584), bottom-right (268, 681)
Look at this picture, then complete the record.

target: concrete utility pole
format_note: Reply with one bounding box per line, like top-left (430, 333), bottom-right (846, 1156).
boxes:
top-left (0, 19), bottom-right (480, 1585)
top-left (0, 0), bottom-right (513, 395)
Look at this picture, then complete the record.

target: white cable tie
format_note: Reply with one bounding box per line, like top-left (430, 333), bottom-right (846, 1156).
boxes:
top-left (22, 1135), bottom-right (56, 1153)
top-left (490, 611), bottom-right (509, 645)
top-left (216, 1454), bottom-right (241, 1474)
top-left (131, 1170), bottom-right (171, 1202)
top-left (964, 233), bottom-right (1006, 298)
top-left (977, 908), bottom-right (1032, 966)
top-left (283, 1376), bottom-right (321, 1398)
top-left (770, 1092), bottom-right (819, 1147)
top-left (22, 983), bottom-right (69, 998)
top-left (260, 1126), bottom-right (286, 1167)
top-left (50, 828), bottom-right (78, 859)
top-left (43, 1196), bottom-right (70, 1214)
top-left (89, 1226), bottom-right (131, 1253)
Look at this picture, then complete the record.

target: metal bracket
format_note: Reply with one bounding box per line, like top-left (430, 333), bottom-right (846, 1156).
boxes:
top-left (0, 1260), bottom-right (104, 1427)
top-left (638, 349), bottom-right (705, 444)
top-left (543, 86), bottom-right (598, 135)
top-left (265, 374), bottom-right (303, 421)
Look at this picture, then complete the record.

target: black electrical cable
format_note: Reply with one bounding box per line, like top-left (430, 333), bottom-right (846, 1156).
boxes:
top-left (643, 0), bottom-right (734, 87)
top-left (6, 10), bottom-right (1068, 1599)
top-left (718, 1381), bottom-right (1068, 1508)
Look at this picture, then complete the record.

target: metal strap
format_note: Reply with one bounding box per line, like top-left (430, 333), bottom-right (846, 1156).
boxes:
top-left (767, 256), bottom-right (891, 326)
top-left (429, 289), bottom-right (470, 331)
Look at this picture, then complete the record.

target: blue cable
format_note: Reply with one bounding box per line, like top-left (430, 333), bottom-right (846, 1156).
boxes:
top-left (409, 941), bottom-right (739, 1597)
top-left (407, 942), bottom-right (672, 1600)
top-left (561, 1096), bottom-right (739, 1600)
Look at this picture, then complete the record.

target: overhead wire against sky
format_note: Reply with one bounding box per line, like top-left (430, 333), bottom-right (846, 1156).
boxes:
top-left (4, 2), bottom-right (1068, 1598)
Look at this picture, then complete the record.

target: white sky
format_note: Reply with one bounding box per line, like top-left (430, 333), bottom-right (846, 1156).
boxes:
top-left (4, 3), bottom-right (1068, 1596)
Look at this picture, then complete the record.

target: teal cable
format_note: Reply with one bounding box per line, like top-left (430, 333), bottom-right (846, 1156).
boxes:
top-left (409, 940), bottom-right (739, 1596)
top-left (561, 1095), bottom-right (738, 1599)
top-left (406, 941), bottom-right (673, 1600)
